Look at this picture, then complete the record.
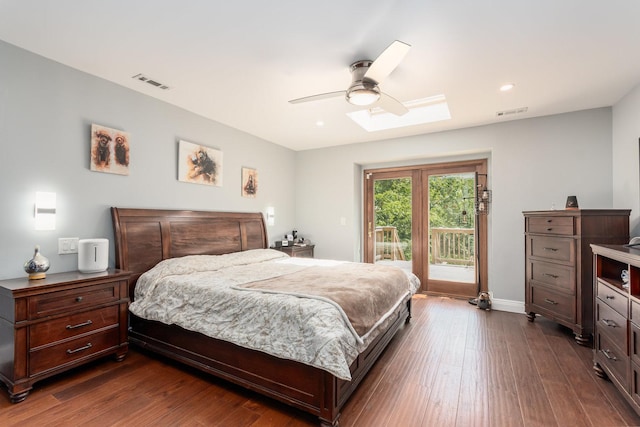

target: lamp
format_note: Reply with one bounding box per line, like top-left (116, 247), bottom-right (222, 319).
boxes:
top-left (475, 173), bottom-right (491, 215)
top-left (266, 207), bottom-right (275, 226)
top-left (35, 192), bottom-right (56, 230)
top-left (346, 85), bottom-right (381, 106)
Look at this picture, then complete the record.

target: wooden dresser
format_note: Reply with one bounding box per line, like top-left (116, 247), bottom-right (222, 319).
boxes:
top-left (591, 244), bottom-right (640, 416)
top-left (524, 209), bottom-right (629, 344)
top-left (0, 269), bottom-right (130, 403)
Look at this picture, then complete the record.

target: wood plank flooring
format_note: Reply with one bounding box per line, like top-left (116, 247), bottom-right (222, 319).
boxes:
top-left (2, 294), bottom-right (640, 426)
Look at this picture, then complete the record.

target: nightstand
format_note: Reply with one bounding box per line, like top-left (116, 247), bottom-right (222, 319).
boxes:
top-left (0, 269), bottom-right (130, 403)
top-left (272, 244), bottom-right (315, 258)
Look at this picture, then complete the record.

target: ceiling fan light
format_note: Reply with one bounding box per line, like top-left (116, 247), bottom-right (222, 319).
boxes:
top-left (346, 88), bottom-right (380, 106)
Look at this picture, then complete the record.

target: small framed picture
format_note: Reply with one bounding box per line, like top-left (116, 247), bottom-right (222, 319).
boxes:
top-left (242, 167), bottom-right (258, 198)
top-left (178, 140), bottom-right (223, 186)
top-left (90, 124), bottom-right (130, 175)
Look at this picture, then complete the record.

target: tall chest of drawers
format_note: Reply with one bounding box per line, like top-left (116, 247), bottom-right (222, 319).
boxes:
top-left (524, 209), bottom-right (629, 344)
top-left (0, 270), bottom-right (130, 403)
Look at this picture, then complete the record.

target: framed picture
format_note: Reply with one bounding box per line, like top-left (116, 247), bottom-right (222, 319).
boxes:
top-left (242, 167), bottom-right (258, 198)
top-left (90, 124), bottom-right (130, 175)
top-left (178, 140), bottom-right (223, 186)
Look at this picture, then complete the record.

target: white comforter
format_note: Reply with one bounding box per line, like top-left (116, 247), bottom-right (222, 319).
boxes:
top-left (129, 249), bottom-right (420, 380)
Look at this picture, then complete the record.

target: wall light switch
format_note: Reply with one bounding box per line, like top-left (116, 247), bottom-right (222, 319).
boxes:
top-left (58, 237), bottom-right (79, 255)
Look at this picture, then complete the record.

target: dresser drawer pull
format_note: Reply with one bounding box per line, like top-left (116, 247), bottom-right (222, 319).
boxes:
top-left (542, 273), bottom-right (559, 279)
top-left (66, 320), bottom-right (93, 330)
top-left (542, 247), bottom-right (558, 252)
top-left (605, 295), bottom-right (615, 300)
top-left (66, 343), bottom-right (92, 355)
top-left (544, 298), bottom-right (558, 305)
top-left (546, 228), bottom-right (553, 231)
top-left (546, 219), bottom-right (552, 223)
top-left (601, 349), bottom-right (618, 361)
top-left (75, 296), bottom-right (83, 302)
top-left (601, 319), bottom-right (618, 328)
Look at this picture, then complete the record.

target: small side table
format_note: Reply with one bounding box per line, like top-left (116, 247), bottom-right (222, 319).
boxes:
top-left (271, 244), bottom-right (315, 258)
top-left (0, 269), bottom-right (130, 403)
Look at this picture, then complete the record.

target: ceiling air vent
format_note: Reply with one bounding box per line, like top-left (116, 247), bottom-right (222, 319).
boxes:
top-left (496, 107), bottom-right (528, 117)
top-left (131, 73), bottom-right (171, 90)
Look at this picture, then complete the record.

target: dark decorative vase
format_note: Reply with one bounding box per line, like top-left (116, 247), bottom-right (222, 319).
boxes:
top-left (24, 245), bottom-right (50, 280)
top-left (565, 195), bottom-right (579, 210)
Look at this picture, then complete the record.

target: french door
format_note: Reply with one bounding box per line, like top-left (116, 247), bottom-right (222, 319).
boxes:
top-left (363, 160), bottom-right (488, 297)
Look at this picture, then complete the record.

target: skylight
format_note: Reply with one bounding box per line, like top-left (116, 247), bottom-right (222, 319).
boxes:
top-left (346, 95), bottom-right (451, 132)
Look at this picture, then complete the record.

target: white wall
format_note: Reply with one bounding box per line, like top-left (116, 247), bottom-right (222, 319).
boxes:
top-left (0, 41), bottom-right (296, 279)
top-left (295, 109), bottom-right (615, 302)
top-left (612, 82), bottom-right (640, 235)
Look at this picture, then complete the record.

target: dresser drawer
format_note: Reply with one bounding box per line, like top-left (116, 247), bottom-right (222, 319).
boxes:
top-left (596, 299), bottom-right (627, 346)
top-left (529, 285), bottom-right (574, 322)
top-left (29, 282), bottom-right (120, 319)
top-left (29, 305), bottom-right (119, 348)
top-left (527, 216), bottom-right (574, 235)
top-left (597, 280), bottom-right (628, 317)
top-left (528, 236), bottom-right (574, 263)
top-left (631, 299), bottom-right (640, 327)
top-left (529, 260), bottom-right (574, 293)
top-left (596, 331), bottom-right (629, 390)
top-left (631, 321), bottom-right (640, 367)
top-left (29, 328), bottom-right (120, 376)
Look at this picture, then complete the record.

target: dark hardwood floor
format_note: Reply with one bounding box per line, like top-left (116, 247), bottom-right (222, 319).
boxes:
top-left (2, 295), bottom-right (640, 426)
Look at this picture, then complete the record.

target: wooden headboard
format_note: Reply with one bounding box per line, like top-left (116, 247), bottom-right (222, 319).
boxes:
top-left (111, 207), bottom-right (268, 294)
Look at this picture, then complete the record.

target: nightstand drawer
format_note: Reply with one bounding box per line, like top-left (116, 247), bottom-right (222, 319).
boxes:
top-left (528, 216), bottom-right (574, 235)
top-left (529, 285), bottom-right (574, 322)
top-left (596, 299), bottom-right (627, 346)
top-left (529, 260), bottom-right (574, 293)
top-left (29, 305), bottom-right (119, 348)
top-left (29, 282), bottom-right (119, 319)
top-left (528, 236), bottom-right (574, 263)
top-left (29, 328), bottom-right (120, 376)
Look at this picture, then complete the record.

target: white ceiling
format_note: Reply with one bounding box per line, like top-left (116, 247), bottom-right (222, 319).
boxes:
top-left (1, 1), bottom-right (640, 151)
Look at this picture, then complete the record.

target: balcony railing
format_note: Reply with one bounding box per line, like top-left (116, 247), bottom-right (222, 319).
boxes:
top-left (430, 227), bottom-right (475, 266)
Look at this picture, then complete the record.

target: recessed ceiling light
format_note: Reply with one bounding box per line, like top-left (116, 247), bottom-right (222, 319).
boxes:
top-left (500, 83), bottom-right (515, 92)
top-left (316, 120), bottom-right (325, 127)
top-left (346, 95), bottom-right (451, 132)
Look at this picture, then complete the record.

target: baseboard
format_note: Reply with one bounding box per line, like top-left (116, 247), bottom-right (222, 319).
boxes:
top-left (490, 298), bottom-right (525, 314)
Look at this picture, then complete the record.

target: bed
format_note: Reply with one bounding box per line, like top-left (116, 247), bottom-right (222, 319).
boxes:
top-left (111, 207), bottom-right (416, 426)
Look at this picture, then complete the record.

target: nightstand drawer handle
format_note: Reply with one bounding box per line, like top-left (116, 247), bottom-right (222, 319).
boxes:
top-left (75, 296), bottom-right (83, 302)
top-left (602, 349), bottom-right (618, 361)
top-left (605, 295), bottom-right (615, 300)
top-left (66, 343), bottom-right (92, 354)
top-left (543, 247), bottom-right (558, 252)
top-left (542, 273), bottom-right (559, 279)
top-left (546, 228), bottom-right (553, 231)
top-left (601, 319), bottom-right (618, 328)
top-left (66, 320), bottom-right (93, 330)
top-left (544, 298), bottom-right (558, 305)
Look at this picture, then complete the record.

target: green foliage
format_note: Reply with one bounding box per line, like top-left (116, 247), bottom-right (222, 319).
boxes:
top-left (428, 175), bottom-right (475, 229)
top-left (374, 175), bottom-right (476, 261)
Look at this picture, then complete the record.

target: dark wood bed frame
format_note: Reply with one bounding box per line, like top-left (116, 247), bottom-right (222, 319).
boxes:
top-left (111, 207), bottom-right (411, 426)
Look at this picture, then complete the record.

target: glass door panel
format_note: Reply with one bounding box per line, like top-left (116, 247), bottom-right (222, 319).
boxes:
top-left (373, 177), bottom-right (412, 274)
top-left (428, 173), bottom-right (476, 285)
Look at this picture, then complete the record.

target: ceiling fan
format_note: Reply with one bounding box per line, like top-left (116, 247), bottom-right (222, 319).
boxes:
top-left (289, 40), bottom-right (411, 116)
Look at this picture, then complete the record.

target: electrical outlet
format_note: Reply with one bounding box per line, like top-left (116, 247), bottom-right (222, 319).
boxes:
top-left (58, 237), bottom-right (79, 254)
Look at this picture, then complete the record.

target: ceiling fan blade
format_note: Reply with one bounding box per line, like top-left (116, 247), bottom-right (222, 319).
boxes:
top-left (377, 92), bottom-right (409, 116)
top-left (289, 91), bottom-right (346, 104)
top-left (364, 40), bottom-right (411, 84)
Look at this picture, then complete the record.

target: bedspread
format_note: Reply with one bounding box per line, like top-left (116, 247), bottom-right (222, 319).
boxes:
top-left (129, 249), bottom-right (419, 380)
